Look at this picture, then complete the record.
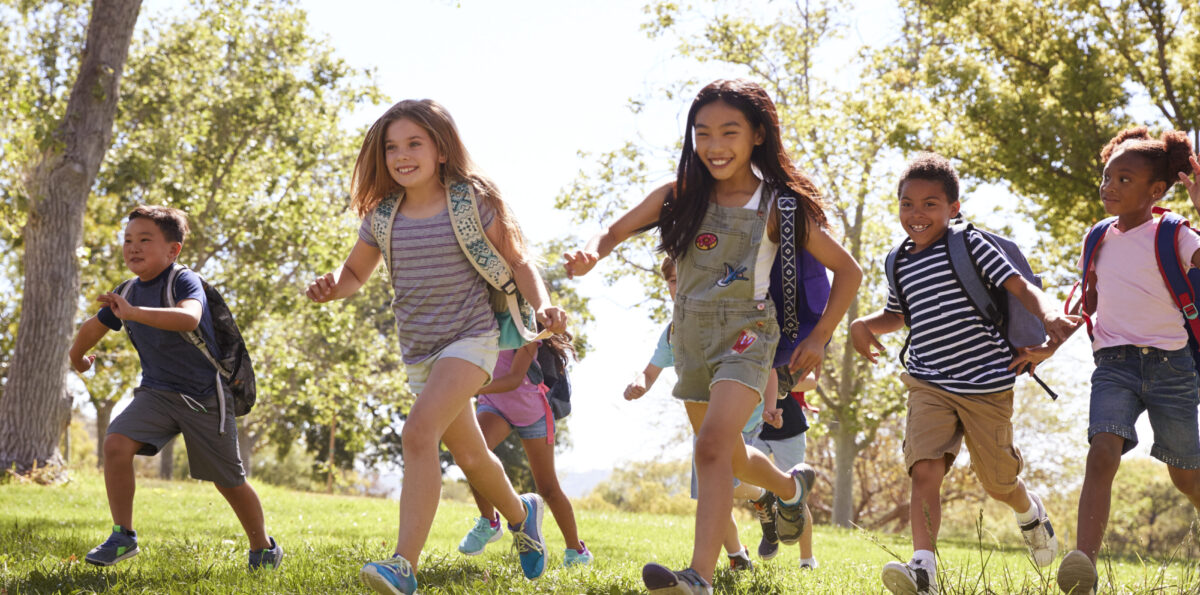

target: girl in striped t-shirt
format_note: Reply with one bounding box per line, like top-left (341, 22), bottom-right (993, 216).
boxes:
top-left (307, 99), bottom-right (567, 595)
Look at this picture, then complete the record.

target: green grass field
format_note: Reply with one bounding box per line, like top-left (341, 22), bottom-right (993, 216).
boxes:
top-left (1, 470), bottom-right (1197, 594)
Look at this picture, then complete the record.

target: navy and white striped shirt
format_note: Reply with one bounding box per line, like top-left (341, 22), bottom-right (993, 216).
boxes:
top-left (885, 231), bottom-right (1020, 395)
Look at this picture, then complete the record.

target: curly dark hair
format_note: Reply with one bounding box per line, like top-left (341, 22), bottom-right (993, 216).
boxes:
top-left (897, 152), bottom-right (960, 203)
top-left (1100, 126), bottom-right (1193, 192)
top-left (128, 205), bottom-right (189, 243)
top-left (653, 79), bottom-right (826, 260)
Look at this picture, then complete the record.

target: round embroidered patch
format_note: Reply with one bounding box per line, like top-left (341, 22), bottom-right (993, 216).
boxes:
top-left (695, 233), bottom-right (718, 251)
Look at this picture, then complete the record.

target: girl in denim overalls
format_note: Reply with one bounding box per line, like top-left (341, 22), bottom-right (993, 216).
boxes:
top-left (565, 79), bottom-right (862, 594)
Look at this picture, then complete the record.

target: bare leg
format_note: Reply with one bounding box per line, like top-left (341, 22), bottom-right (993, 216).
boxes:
top-left (984, 477), bottom-right (1032, 512)
top-left (439, 396), bottom-right (526, 526)
top-left (799, 503), bottom-right (814, 559)
top-left (468, 411), bottom-right (513, 521)
top-left (909, 457), bottom-right (947, 552)
top-left (1167, 465), bottom-right (1200, 509)
top-left (723, 514), bottom-right (742, 555)
top-left (684, 380), bottom-right (759, 583)
top-left (102, 434), bottom-right (143, 529)
top-left (215, 481), bottom-right (271, 550)
top-left (1074, 433), bottom-right (1123, 562)
top-left (522, 435), bottom-right (582, 550)
top-left (395, 357), bottom-right (522, 568)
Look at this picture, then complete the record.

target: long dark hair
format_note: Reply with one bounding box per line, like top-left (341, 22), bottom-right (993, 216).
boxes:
top-left (656, 79), bottom-right (826, 260)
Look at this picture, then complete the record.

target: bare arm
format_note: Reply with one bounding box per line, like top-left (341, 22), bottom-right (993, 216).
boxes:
top-left (1002, 274), bottom-right (1082, 343)
top-left (478, 343), bottom-right (538, 395)
top-left (97, 293), bottom-right (203, 332)
top-left (563, 182), bottom-right (670, 278)
top-left (624, 362), bottom-right (664, 401)
top-left (849, 309), bottom-right (906, 364)
top-left (69, 316), bottom-right (110, 373)
top-left (486, 220), bottom-right (568, 333)
top-left (307, 238), bottom-right (383, 303)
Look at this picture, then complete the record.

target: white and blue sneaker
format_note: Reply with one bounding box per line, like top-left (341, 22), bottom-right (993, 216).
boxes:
top-left (882, 559), bottom-right (938, 594)
top-left (360, 554), bottom-right (417, 595)
top-left (509, 493), bottom-right (547, 579)
top-left (84, 525), bottom-right (139, 566)
top-left (248, 536), bottom-right (283, 570)
top-left (457, 513), bottom-right (503, 556)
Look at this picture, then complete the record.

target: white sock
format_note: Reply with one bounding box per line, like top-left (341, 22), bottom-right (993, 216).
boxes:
top-left (747, 486), bottom-right (766, 502)
top-left (780, 474), bottom-right (804, 506)
top-left (911, 549), bottom-right (936, 572)
top-left (1015, 494), bottom-right (1039, 524)
top-left (799, 557), bottom-right (819, 568)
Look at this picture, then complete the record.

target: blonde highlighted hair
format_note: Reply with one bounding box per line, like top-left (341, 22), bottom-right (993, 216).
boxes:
top-left (349, 99), bottom-right (528, 262)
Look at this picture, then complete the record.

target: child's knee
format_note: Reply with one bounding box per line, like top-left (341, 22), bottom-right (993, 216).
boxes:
top-left (693, 437), bottom-right (728, 469)
top-left (102, 433), bottom-right (139, 461)
top-left (400, 424), bottom-right (439, 456)
top-left (910, 458), bottom-right (946, 486)
top-left (1168, 467), bottom-right (1200, 497)
top-left (1086, 436), bottom-right (1124, 473)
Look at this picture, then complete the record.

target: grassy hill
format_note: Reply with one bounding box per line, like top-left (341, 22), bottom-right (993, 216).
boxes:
top-left (1, 469), bottom-right (1197, 593)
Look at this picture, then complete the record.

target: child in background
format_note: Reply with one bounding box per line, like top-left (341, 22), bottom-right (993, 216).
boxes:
top-left (569, 79), bottom-right (862, 594)
top-left (307, 99), bottom-right (567, 595)
top-left (1058, 127), bottom-right (1200, 595)
top-left (68, 206), bottom-right (281, 570)
top-left (850, 153), bottom-right (1079, 595)
top-left (457, 333), bottom-right (592, 568)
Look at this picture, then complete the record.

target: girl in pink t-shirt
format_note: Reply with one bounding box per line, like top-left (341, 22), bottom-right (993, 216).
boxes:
top-left (1059, 127), bottom-right (1200, 595)
top-left (456, 334), bottom-right (592, 567)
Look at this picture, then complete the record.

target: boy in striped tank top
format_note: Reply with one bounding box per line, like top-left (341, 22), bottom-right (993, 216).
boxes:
top-left (849, 153), bottom-right (1081, 594)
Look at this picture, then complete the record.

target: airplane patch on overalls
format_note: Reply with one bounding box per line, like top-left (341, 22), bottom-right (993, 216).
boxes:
top-left (695, 233), bottom-right (718, 251)
top-left (715, 263), bottom-right (748, 287)
top-left (731, 329), bottom-right (758, 354)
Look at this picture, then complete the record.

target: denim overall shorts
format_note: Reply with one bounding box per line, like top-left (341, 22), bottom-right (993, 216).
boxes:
top-left (671, 198), bottom-right (780, 402)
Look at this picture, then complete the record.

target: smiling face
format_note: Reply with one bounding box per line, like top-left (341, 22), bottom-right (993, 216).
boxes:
top-left (898, 178), bottom-right (959, 253)
top-left (692, 100), bottom-right (763, 183)
top-left (384, 117), bottom-right (445, 192)
top-left (1101, 148), bottom-right (1167, 227)
top-left (123, 217), bottom-right (180, 280)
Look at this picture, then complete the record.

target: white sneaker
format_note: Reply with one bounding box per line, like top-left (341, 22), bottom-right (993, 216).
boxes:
top-left (1019, 492), bottom-right (1058, 567)
top-left (799, 557), bottom-right (819, 570)
top-left (881, 560), bottom-right (938, 594)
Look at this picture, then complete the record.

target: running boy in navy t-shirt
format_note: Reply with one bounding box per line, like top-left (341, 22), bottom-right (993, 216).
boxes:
top-left (68, 205), bottom-right (280, 570)
top-left (849, 154), bottom-right (1080, 594)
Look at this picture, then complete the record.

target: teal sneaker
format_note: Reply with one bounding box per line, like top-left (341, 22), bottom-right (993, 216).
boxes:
top-left (85, 525), bottom-right (139, 566)
top-left (457, 513), bottom-right (503, 556)
top-left (563, 541), bottom-right (593, 567)
top-left (508, 493), bottom-right (547, 579)
top-left (360, 554), bottom-right (417, 595)
top-left (248, 536), bottom-right (283, 570)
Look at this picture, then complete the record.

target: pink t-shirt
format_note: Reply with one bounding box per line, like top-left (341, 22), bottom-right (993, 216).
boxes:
top-left (1081, 217), bottom-right (1200, 351)
top-left (477, 348), bottom-right (547, 427)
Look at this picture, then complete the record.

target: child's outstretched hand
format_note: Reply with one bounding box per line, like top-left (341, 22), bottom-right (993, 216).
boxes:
top-left (72, 354), bottom-right (97, 374)
top-left (849, 319), bottom-right (885, 363)
top-left (788, 333), bottom-right (826, 377)
top-left (624, 373), bottom-right (648, 400)
top-left (563, 250), bottom-right (599, 279)
top-left (762, 405), bottom-right (783, 429)
top-left (97, 292), bottom-right (137, 320)
top-left (306, 272), bottom-right (337, 303)
top-left (537, 307), bottom-right (568, 335)
top-left (1008, 343), bottom-right (1058, 375)
top-left (1178, 154), bottom-right (1200, 211)
top-left (1043, 313), bottom-right (1084, 344)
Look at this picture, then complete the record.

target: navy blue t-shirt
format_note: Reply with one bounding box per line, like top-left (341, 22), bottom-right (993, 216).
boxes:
top-left (759, 392), bottom-right (809, 441)
top-left (98, 266), bottom-right (221, 397)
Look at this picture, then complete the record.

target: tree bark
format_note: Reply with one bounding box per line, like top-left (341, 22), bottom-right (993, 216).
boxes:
top-left (94, 399), bottom-right (115, 468)
top-left (158, 438), bottom-right (175, 479)
top-left (831, 421), bottom-right (858, 527)
top-left (0, 0), bottom-right (142, 473)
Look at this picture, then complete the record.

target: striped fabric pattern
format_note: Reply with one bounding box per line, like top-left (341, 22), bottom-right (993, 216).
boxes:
top-left (358, 203), bottom-right (498, 364)
top-left (885, 231), bottom-right (1020, 394)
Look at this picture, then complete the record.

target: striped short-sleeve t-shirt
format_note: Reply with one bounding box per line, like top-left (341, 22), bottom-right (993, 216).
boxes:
top-left (885, 230), bottom-right (1020, 395)
top-left (358, 200), bottom-right (498, 365)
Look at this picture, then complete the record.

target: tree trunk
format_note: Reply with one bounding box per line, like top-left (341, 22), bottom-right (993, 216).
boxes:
top-left (94, 399), bottom-right (116, 468)
top-left (326, 416), bottom-right (337, 493)
top-left (0, 0), bottom-right (142, 473)
top-left (831, 420), bottom-right (858, 527)
top-left (159, 438), bottom-right (175, 479)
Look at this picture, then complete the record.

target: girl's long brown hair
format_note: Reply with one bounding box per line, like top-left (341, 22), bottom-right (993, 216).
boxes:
top-left (350, 99), bottom-right (527, 262)
top-left (654, 79), bottom-right (826, 260)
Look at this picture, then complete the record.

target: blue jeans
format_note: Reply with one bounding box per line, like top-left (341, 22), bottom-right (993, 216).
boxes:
top-left (1090, 345), bottom-right (1200, 469)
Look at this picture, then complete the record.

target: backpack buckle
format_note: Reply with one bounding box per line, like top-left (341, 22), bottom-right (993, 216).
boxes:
top-left (1185, 303), bottom-right (1199, 320)
top-left (777, 196), bottom-right (796, 212)
top-left (501, 279), bottom-right (518, 295)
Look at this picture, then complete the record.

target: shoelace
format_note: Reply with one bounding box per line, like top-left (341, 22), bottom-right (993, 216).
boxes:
top-left (472, 517), bottom-right (493, 535)
top-left (380, 556), bottom-right (412, 577)
top-left (753, 502), bottom-right (772, 523)
top-left (511, 530), bottom-right (544, 555)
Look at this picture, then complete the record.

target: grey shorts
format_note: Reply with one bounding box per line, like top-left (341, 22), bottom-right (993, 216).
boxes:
top-left (405, 330), bottom-right (500, 395)
top-left (671, 296), bottom-right (779, 402)
top-left (748, 433), bottom-right (807, 471)
top-left (107, 386), bottom-right (245, 488)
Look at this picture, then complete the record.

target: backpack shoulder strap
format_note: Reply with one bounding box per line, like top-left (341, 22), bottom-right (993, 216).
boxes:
top-left (371, 191), bottom-right (404, 278)
top-left (884, 240), bottom-right (913, 368)
top-left (1079, 217), bottom-right (1116, 338)
top-left (776, 190), bottom-right (800, 341)
top-left (445, 180), bottom-right (538, 343)
top-left (1154, 211), bottom-right (1200, 330)
top-left (946, 222), bottom-right (1001, 324)
top-left (117, 277), bottom-right (138, 344)
top-left (167, 263), bottom-right (231, 378)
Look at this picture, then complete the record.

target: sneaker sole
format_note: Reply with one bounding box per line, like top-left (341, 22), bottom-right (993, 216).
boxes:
top-left (85, 548), bottom-right (139, 567)
top-left (1056, 552), bottom-right (1097, 595)
top-left (758, 545), bottom-right (779, 561)
top-left (520, 495), bottom-right (547, 580)
top-left (359, 565), bottom-right (410, 595)
top-left (881, 565), bottom-right (920, 595)
top-left (643, 564), bottom-right (700, 595)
